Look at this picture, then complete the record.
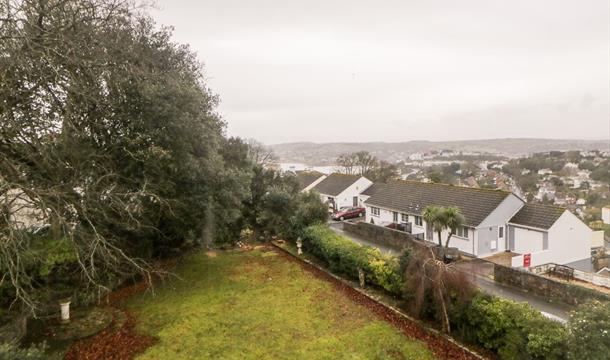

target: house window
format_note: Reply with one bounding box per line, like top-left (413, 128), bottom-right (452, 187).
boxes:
top-left (498, 226), bottom-right (504, 238)
top-left (414, 216), bottom-right (423, 226)
top-left (401, 213), bottom-right (408, 222)
top-left (371, 207), bottom-right (380, 216)
top-left (456, 226), bottom-right (469, 238)
top-left (392, 212), bottom-right (398, 222)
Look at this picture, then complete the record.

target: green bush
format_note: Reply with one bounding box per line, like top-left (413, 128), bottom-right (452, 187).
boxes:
top-left (567, 300), bottom-right (610, 360)
top-left (299, 225), bottom-right (608, 360)
top-left (0, 342), bottom-right (47, 360)
top-left (301, 225), bottom-right (403, 295)
top-left (463, 293), bottom-right (568, 360)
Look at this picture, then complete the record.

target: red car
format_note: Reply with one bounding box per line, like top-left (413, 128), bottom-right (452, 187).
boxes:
top-left (332, 207), bottom-right (365, 221)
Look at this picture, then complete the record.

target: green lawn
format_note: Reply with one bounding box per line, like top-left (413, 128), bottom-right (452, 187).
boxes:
top-left (126, 248), bottom-right (434, 359)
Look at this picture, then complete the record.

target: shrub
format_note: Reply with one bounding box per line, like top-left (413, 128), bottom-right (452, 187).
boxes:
top-left (404, 247), bottom-right (476, 333)
top-left (0, 342), bottom-right (47, 360)
top-left (567, 300), bottom-right (610, 360)
top-left (463, 293), bottom-right (568, 360)
top-left (301, 225), bottom-right (402, 295)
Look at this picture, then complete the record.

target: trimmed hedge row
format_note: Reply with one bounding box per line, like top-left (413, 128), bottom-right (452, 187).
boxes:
top-left (299, 224), bottom-right (609, 360)
top-left (300, 224), bottom-right (405, 295)
top-left (454, 293), bottom-right (568, 360)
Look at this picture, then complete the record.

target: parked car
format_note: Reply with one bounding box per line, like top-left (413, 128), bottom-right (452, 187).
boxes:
top-left (332, 207), bottom-right (365, 221)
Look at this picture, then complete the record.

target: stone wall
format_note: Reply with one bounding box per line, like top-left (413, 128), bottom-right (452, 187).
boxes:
top-left (494, 263), bottom-right (610, 306)
top-left (342, 222), bottom-right (459, 258)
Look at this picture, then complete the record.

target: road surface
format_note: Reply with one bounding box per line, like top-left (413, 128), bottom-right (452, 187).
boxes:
top-left (328, 221), bottom-right (399, 255)
top-left (328, 220), bottom-right (572, 322)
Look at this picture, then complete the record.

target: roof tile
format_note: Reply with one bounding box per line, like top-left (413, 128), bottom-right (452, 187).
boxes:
top-left (509, 203), bottom-right (565, 230)
top-left (364, 180), bottom-right (511, 226)
top-left (312, 173), bottom-right (362, 196)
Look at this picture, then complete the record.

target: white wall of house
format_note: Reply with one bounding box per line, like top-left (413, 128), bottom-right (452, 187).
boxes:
top-left (602, 207), bottom-right (610, 224)
top-left (509, 210), bottom-right (592, 267)
top-left (475, 226), bottom-right (504, 256)
top-left (547, 210), bottom-right (592, 265)
top-left (364, 204), bottom-right (476, 254)
top-left (477, 194), bottom-right (524, 254)
top-left (479, 194), bottom-right (524, 228)
top-left (359, 192), bottom-right (372, 204)
top-left (510, 250), bottom-right (556, 268)
top-left (302, 175), bottom-right (327, 192)
top-left (511, 226), bottom-right (545, 254)
top-left (429, 226), bottom-right (475, 254)
top-left (333, 177), bottom-right (373, 209)
top-left (364, 206), bottom-right (426, 235)
top-left (591, 230), bottom-right (605, 248)
top-left (365, 206), bottom-right (395, 226)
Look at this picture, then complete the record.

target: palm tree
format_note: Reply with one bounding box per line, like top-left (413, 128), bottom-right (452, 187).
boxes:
top-left (422, 206), bottom-right (444, 247)
top-left (422, 206), bottom-right (465, 249)
top-left (442, 206), bottom-right (465, 249)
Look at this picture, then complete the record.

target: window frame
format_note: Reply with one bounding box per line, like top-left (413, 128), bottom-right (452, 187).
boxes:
top-left (401, 213), bottom-right (408, 223)
top-left (371, 207), bottom-right (380, 216)
top-left (455, 226), bottom-right (469, 239)
top-left (392, 211), bottom-right (398, 222)
top-left (414, 216), bottom-right (423, 226)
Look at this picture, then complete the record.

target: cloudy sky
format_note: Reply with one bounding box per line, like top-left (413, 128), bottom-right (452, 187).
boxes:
top-left (152, 0), bottom-right (610, 144)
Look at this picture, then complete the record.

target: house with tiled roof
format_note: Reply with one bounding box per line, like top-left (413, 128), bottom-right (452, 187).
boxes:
top-left (362, 180), bottom-right (592, 266)
top-left (293, 171), bottom-right (326, 192)
top-left (310, 173), bottom-right (372, 211)
top-left (508, 203), bottom-right (592, 267)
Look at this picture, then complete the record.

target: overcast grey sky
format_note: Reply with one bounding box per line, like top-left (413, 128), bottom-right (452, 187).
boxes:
top-left (152, 0), bottom-right (610, 144)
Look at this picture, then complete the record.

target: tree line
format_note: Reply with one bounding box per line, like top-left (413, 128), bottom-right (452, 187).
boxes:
top-left (336, 151), bottom-right (399, 182)
top-left (0, 0), bottom-right (326, 316)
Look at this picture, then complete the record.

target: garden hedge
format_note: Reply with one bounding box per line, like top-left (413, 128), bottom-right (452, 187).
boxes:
top-left (299, 224), bottom-right (610, 360)
top-left (300, 224), bottom-right (404, 295)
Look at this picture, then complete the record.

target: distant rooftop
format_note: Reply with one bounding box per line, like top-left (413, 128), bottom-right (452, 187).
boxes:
top-left (312, 173), bottom-right (362, 196)
top-left (294, 171), bottom-right (325, 191)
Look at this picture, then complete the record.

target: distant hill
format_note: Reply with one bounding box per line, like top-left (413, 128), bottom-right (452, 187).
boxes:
top-left (270, 138), bottom-right (609, 164)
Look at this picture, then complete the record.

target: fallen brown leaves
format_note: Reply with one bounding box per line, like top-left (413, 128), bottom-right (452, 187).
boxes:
top-left (274, 247), bottom-right (484, 360)
top-left (64, 259), bottom-right (176, 359)
top-left (64, 311), bottom-right (155, 360)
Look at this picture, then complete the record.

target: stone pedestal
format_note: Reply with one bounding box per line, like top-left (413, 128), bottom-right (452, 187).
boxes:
top-left (60, 300), bottom-right (71, 324)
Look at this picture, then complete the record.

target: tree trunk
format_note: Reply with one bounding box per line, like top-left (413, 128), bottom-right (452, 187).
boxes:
top-left (437, 285), bottom-right (450, 334)
top-left (437, 231), bottom-right (442, 247)
top-left (434, 269), bottom-right (451, 334)
top-left (444, 233), bottom-right (453, 249)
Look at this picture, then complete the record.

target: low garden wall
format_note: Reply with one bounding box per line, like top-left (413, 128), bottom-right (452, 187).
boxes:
top-left (529, 263), bottom-right (610, 290)
top-left (342, 221), bottom-right (458, 258)
top-left (493, 263), bottom-right (610, 306)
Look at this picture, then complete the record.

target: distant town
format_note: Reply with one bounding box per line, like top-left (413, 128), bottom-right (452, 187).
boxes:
top-left (278, 147), bottom-right (610, 233)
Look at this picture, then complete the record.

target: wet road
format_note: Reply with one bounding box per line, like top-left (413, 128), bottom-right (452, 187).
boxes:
top-left (328, 221), bottom-right (572, 322)
top-left (328, 221), bottom-right (400, 255)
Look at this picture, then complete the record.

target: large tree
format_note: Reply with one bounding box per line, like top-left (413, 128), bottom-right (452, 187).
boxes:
top-left (0, 0), bottom-right (250, 313)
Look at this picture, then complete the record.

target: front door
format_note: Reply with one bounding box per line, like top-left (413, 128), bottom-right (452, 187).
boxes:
top-left (353, 196), bottom-right (358, 207)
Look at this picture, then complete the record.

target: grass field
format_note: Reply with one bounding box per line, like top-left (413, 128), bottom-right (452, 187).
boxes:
top-left (126, 247), bottom-right (434, 359)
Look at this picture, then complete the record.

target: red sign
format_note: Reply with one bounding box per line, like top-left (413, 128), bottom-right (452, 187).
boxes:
top-left (523, 253), bottom-right (531, 267)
